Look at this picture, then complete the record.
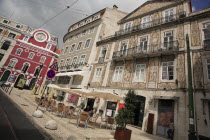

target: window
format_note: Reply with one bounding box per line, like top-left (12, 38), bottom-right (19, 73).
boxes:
top-left (16, 25), bottom-right (21, 28)
top-left (77, 42), bottom-right (82, 50)
top-left (8, 33), bottom-right (16, 39)
top-left (162, 61), bottom-right (174, 81)
top-left (86, 19), bottom-right (91, 24)
top-left (23, 36), bottom-right (29, 42)
top-left (142, 16), bottom-right (151, 29)
top-left (28, 52), bottom-right (35, 59)
top-left (3, 20), bottom-right (9, 24)
top-left (15, 48), bottom-right (22, 55)
top-left (0, 53), bottom-right (4, 61)
top-left (72, 56), bottom-right (77, 65)
top-left (34, 67), bottom-right (41, 77)
top-left (46, 44), bottom-right (52, 50)
top-left (203, 23), bottom-right (210, 49)
top-left (21, 63), bottom-right (30, 73)
top-left (134, 64), bottom-right (146, 82)
top-left (0, 29), bottom-right (3, 34)
top-left (79, 55), bottom-right (86, 64)
top-left (120, 41), bottom-right (128, 56)
top-left (100, 46), bottom-right (107, 59)
top-left (163, 31), bottom-right (174, 49)
top-left (124, 22), bottom-right (132, 32)
top-left (207, 59), bottom-right (210, 80)
top-left (113, 66), bottom-right (123, 82)
top-left (70, 44), bottom-right (75, 52)
top-left (1, 41), bottom-right (10, 50)
top-left (64, 46), bottom-right (69, 54)
top-left (40, 56), bottom-right (46, 63)
top-left (94, 68), bottom-right (102, 82)
top-left (139, 36), bottom-right (148, 52)
top-left (59, 59), bottom-right (64, 67)
top-left (89, 27), bottom-right (95, 33)
top-left (164, 9), bottom-right (174, 22)
top-left (8, 59), bottom-right (17, 68)
top-left (93, 16), bottom-right (99, 20)
top-left (65, 58), bottom-right (71, 66)
top-left (84, 39), bottom-right (91, 48)
top-left (82, 30), bottom-right (86, 36)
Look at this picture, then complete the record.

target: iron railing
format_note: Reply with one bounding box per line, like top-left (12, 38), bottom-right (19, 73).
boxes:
top-left (58, 62), bottom-right (87, 71)
top-left (112, 41), bottom-right (179, 59)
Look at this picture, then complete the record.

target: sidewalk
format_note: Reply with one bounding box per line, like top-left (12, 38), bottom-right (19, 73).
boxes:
top-left (1, 87), bottom-right (167, 140)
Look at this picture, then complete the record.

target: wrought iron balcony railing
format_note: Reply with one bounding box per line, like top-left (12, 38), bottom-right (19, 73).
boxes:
top-left (58, 62), bottom-right (87, 71)
top-left (98, 57), bottom-right (105, 63)
top-left (114, 12), bottom-right (186, 37)
top-left (112, 41), bottom-right (179, 59)
top-left (204, 39), bottom-right (210, 50)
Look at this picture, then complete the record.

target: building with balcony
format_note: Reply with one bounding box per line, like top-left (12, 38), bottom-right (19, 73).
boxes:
top-left (88, 0), bottom-right (210, 139)
top-left (0, 16), bottom-right (59, 89)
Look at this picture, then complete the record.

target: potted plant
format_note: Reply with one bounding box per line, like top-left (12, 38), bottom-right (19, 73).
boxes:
top-left (114, 90), bottom-right (137, 140)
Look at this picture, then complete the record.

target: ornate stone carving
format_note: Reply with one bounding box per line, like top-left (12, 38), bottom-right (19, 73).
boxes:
top-left (193, 52), bottom-right (203, 88)
top-left (191, 21), bottom-right (201, 47)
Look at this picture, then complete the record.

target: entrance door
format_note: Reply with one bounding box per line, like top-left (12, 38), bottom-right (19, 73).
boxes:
top-left (29, 78), bottom-right (36, 90)
top-left (147, 113), bottom-right (154, 134)
top-left (133, 95), bottom-right (146, 127)
top-left (14, 74), bottom-right (24, 88)
top-left (0, 70), bottom-right (11, 82)
top-left (157, 99), bottom-right (174, 137)
top-left (86, 98), bottom-right (95, 110)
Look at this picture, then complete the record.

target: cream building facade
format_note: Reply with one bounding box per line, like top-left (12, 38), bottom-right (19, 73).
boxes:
top-left (88, 0), bottom-right (210, 139)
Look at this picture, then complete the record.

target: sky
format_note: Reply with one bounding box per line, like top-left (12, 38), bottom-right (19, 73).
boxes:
top-left (0, 0), bottom-right (209, 49)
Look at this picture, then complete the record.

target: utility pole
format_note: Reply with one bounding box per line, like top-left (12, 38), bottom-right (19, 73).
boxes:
top-left (186, 34), bottom-right (196, 140)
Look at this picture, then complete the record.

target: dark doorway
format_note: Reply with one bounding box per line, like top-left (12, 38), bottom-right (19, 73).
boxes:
top-left (29, 78), bottom-right (36, 90)
top-left (147, 113), bottom-right (154, 134)
top-left (86, 98), bottom-right (95, 110)
top-left (132, 95), bottom-right (146, 127)
top-left (0, 70), bottom-right (11, 82)
top-left (157, 99), bottom-right (175, 137)
top-left (14, 74), bottom-right (24, 88)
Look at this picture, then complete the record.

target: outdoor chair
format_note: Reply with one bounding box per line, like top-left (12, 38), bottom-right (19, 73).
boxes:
top-left (63, 106), bottom-right (70, 118)
top-left (45, 100), bottom-right (51, 111)
top-left (49, 100), bottom-right (56, 112)
top-left (89, 113), bottom-right (99, 128)
top-left (69, 108), bottom-right (81, 123)
top-left (98, 110), bottom-right (108, 128)
top-left (57, 104), bottom-right (64, 117)
top-left (76, 112), bottom-right (91, 128)
top-left (106, 117), bottom-right (115, 130)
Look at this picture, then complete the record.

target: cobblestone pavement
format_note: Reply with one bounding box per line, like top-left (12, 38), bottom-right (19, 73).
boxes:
top-left (1, 88), bottom-right (167, 140)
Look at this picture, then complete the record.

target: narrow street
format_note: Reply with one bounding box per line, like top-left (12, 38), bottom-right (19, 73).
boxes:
top-left (0, 90), bottom-right (50, 140)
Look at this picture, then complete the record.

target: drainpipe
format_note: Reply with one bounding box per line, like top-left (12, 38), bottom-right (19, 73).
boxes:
top-left (186, 34), bottom-right (196, 140)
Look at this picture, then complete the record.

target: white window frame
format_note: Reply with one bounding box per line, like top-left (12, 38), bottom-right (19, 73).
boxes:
top-left (141, 15), bottom-right (151, 29)
top-left (8, 58), bottom-right (18, 68)
top-left (65, 58), bottom-right (71, 66)
top-left (70, 44), bottom-right (76, 53)
top-left (84, 39), bottom-right (91, 49)
top-left (23, 36), bottom-right (29, 42)
top-left (15, 48), bottom-right (23, 55)
top-left (163, 30), bottom-right (174, 49)
top-left (40, 56), bottom-right (46, 63)
top-left (72, 56), bottom-right (78, 65)
top-left (161, 61), bottom-right (174, 82)
top-left (112, 66), bottom-right (124, 82)
top-left (93, 67), bottom-right (102, 82)
top-left (133, 64), bottom-right (146, 82)
top-left (138, 36), bottom-right (149, 52)
top-left (46, 43), bottom-right (52, 50)
top-left (63, 46), bottom-right (69, 54)
top-left (163, 8), bottom-right (175, 23)
top-left (79, 55), bottom-right (86, 64)
top-left (21, 62), bottom-right (30, 73)
top-left (28, 52), bottom-right (35, 59)
top-left (8, 32), bottom-right (16, 39)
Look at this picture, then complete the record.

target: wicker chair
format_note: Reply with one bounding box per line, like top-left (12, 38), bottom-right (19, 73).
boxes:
top-left (76, 112), bottom-right (91, 128)
top-left (89, 114), bottom-right (99, 128)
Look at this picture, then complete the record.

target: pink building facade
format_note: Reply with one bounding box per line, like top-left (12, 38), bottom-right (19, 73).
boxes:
top-left (0, 27), bottom-right (59, 89)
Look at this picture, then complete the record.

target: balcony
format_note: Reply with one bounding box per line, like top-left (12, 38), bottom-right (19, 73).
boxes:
top-left (58, 63), bottom-right (87, 72)
top-left (204, 39), bottom-right (210, 50)
top-left (98, 57), bottom-right (105, 63)
top-left (112, 41), bottom-right (179, 60)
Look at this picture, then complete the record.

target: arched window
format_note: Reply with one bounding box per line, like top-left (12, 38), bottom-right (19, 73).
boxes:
top-left (15, 48), bottom-right (23, 55)
top-left (8, 58), bottom-right (17, 69)
top-left (1, 41), bottom-right (11, 50)
top-left (21, 63), bottom-right (30, 73)
top-left (28, 52), bottom-right (35, 59)
top-left (34, 67), bottom-right (41, 77)
top-left (40, 56), bottom-right (46, 63)
top-left (46, 44), bottom-right (52, 50)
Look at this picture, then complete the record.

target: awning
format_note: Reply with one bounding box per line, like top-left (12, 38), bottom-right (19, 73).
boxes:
top-left (153, 96), bottom-right (179, 100)
top-left (88, 90), bottom-right (123, 101)
top-left (56, 71), bottom-right (84, 77)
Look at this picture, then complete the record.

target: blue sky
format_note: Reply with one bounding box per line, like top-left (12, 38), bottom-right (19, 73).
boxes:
top-left (191, 0), bottom-right (210, 11)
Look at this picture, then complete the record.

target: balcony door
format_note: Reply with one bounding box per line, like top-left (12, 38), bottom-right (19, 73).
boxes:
top-left (163, 31), bottom-right (174, 49)
top-left (139, 36), bottom-right (148, 53)
top-left (204, 23), bottom-right (210, 49)
top-left (164, 9), bottom-right (174, 23)
top-left (120, 41), bottom-right (128, 57)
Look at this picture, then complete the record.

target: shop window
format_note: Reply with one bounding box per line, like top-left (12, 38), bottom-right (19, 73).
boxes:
top-left (70, 44), bottom-right (75, 52)
top-left (162, 61), bottom-right (174, 81)
top-left (113, 66), bottom-right (123, 82)
top-left (21, 63), bottom-right (30, 73)
top-left (8, 33), bottom-right (16, 39)
top-left (94, 68), bottom-right (102, 82)
top-left (8, 58), bottom-right (17, 69)
top-left (84, 39), bottom-right (91, 48)
top-left (207, 59), bottom-right (210, 80)
top-left (1, 41), bottom-right (11, 50)
top-left (134, 64), bottom-right (146, 82)
top-left (77, 42), bottom-right (82, 50)
top-left (40, 56), bottom-right (46, 63)
top-left (0, 53), bottom-right (4, 61)
top-left (15, 48), bottom-right (23, 55)
top-left (28, 52), bottom-right (35, 59)
top-left (79, 55), bottom-right (86, 64)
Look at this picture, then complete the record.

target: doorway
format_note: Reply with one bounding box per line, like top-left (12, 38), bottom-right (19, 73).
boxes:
top-left (157, 99), bottom-right (174, 137)
top-left (132, 95), bottom-right (146, 127)
top-left (86, 98), bottom-right (95, 110)
top-left (14, 74), bottom-right (24, 88)
top-left (0, 70), bottom-right (11, 82)
top-left (29, 78), bottom-right (36, 90)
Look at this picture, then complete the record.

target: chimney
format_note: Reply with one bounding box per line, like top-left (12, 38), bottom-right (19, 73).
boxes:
top-left (113, 5), bottom-right (118, 10)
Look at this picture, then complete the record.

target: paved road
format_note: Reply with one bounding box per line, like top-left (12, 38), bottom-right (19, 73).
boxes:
top-left (0, 90), bottom-right (50, 140)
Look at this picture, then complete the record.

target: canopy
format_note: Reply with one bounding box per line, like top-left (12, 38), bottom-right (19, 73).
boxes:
top-left (56, 71), bottom-right (84, 77)
top-left (88, 90), bottom-right (123, 101)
